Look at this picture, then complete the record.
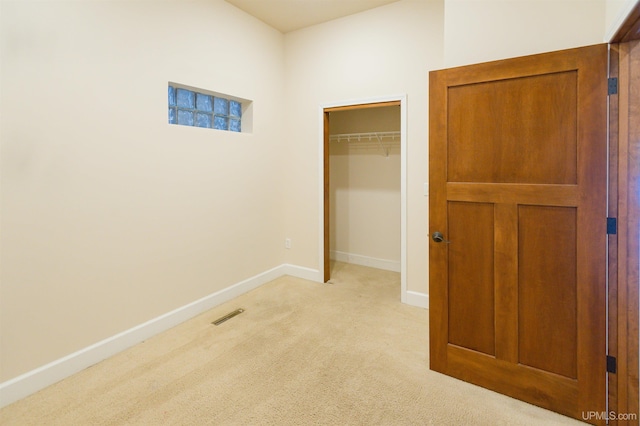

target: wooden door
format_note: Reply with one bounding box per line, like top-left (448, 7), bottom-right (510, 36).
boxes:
top-left (429, 44), bottom-right (608, 423)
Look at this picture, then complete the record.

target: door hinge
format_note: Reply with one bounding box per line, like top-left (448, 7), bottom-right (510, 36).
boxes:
top-left (607, 355), bottom-right (617, 373)
top-left (607, 217), bottom-right (617, 235)
top-left (608, 77), bottom-right (618, 95)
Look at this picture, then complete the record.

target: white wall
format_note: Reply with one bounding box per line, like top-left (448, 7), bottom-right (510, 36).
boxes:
top-left (0, 0), bottom-right (285, 382)
top-left (605, 0), bottom-right (640, 40)
top-left (444, 0), bottom-right (606, 68)
top-left (283, 0), bottom-right (445, 296)
top-left (329, 107), bottom-right (401, 270)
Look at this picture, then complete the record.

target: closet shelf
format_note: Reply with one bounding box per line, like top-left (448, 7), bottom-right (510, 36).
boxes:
top-left (329, 131), bottom-right (400, 157)
top-left (329, 131), bottom-right (400, 143)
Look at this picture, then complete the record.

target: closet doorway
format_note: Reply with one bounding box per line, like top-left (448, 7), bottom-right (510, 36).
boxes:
top-left (321, 97), bottom-right (407, 301)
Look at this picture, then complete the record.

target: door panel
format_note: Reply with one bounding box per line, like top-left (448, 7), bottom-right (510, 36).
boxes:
top-left (429, 44), bottom-right (608, 423)
top-left (448, 72), bottom-right (578, 184)
top-left (448, 202), bottom-right (495, 356)
top-left (518, 205), bottom-right (577, 379)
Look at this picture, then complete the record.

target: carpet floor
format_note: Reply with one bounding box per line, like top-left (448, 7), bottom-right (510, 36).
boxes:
top-left (0, 262), bottom-right (585, 425)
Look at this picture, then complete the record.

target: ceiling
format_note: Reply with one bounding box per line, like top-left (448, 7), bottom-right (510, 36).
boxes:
top-left (224, 0), bottom-right (401, 33)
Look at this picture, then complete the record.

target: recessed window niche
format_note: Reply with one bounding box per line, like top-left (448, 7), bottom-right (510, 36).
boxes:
top-left (168, 83), bottom-right (252, 133)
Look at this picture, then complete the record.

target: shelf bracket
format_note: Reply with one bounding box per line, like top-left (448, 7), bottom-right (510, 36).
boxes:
top-left (375, 133), bottom-right (389, 157)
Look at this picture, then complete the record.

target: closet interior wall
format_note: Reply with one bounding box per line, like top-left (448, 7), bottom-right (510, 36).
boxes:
top-left (329, 106), bottom-right (401, 272)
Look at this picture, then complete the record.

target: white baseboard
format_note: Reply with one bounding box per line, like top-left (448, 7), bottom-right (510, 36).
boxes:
top-left (281, 263), bottom-right (322, 283)
top-left (404, 290), bottom-right (429, 309)
top-left (0, 264), bottom-right (296, 409)
top-left (1, 262), bottom-right (420, 408)
top-left (330, 250), bottom-right (401, 273)
top-left (330, 252), bottom-right (423, 308)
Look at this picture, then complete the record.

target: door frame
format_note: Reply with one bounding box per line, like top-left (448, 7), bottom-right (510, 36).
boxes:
top-left (609, 4), bottom-right (640, 422)
top-left (608, 41), bottom-right (640, 423)
top-left (318, 94), bottom-right (408, 300)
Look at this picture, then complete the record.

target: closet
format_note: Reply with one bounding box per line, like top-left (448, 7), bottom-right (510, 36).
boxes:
top-left (328, 105), bottom-right (401, 273)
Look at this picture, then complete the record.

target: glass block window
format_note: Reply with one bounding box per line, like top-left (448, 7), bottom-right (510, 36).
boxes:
top-left (168, 84), bottom-right (242, 132)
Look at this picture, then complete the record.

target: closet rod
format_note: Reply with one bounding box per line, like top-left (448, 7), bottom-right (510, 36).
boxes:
top-left (329, 131), bottom-right (400, 157)
top-left (329, 131), bottom-right (400, 143)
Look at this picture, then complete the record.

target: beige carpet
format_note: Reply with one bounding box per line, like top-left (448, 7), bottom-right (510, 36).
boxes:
top-left (0, 262), bottom-right (585, 425)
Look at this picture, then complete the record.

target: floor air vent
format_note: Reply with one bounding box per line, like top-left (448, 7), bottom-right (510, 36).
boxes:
top-left (212, 308), bottom-right (244, 326)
